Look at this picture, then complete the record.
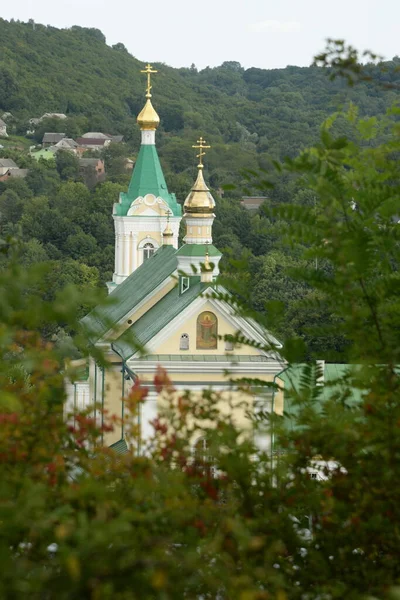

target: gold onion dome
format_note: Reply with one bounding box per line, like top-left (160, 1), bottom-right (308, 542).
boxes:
top-left (184, 168), bottom-right (215, 215)
top-left (163, 222), bottom-right (173, 237)
top-left (137, 98), bottom-right (160, 131)
top-left (184, 137), bottom-right (215, 215)
top-left (137, 63), bottom-right (160, 130)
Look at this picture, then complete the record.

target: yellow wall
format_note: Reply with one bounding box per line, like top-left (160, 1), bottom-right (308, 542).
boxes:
top-left (103, 367), bottom-right (124, 446)
top-left (154, 300), bottom-right (262, 356)
top-left (157, 387), bottom-right (255, 435)
top-left (132, 202), bottom-right (166, 217)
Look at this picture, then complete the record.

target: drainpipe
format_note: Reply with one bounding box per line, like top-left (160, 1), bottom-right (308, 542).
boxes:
top-left (111, 344), bottom-right (138, 444)
top-left (101, 367), bottom-right (105, 445)
top-left (73, 383), bottom-right (77, 429)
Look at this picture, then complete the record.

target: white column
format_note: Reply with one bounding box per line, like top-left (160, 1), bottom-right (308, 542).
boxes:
top-left (114, 233), bottom-right (120, 275)
top-left (253, 395), bottom-right (273, 453)
top-left (132, 234), bottom-right (137, 272)
top-left (116, 234), bottom-right (123, 276)
top-left (123, 234), bottom-right (130, 277)
top-left (140, 391), bottom-right (158, 451)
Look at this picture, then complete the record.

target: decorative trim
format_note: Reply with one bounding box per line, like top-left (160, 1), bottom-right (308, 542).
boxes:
top-left (127, 360), bottom-right (284, 375)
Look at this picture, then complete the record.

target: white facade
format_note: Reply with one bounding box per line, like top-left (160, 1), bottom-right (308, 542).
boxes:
top-left (111, 197), bottom-right (181, 285)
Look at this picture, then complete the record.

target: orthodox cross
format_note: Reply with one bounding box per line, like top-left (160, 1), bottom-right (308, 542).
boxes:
top-left (192, 136), bottom-right (211, 168)
top-left (141, 63), bottom-right (158, 98)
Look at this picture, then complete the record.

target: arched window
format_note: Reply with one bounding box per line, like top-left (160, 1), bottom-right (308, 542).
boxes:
top-left (180, 333), bottom-right (189, 351)
top-left (143, 242), bottom-right (155, 261)
top-left (196, 311), bottom-right (218, 350)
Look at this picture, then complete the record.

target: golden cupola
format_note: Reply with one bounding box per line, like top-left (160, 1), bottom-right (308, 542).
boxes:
top-left (137, 63), bottom-right (160, 131)
top-left (184, 137), bottom-right (215, 216)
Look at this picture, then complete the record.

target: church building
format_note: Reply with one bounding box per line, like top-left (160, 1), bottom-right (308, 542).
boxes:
top-left (69, 65), bottom-right (286, 452)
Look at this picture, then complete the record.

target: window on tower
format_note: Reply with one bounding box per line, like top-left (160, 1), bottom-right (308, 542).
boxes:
top-left (143, 243), bottom-right (155, 261)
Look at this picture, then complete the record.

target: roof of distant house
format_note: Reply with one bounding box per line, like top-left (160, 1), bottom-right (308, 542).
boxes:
top-left (110, 135), bottom-right (124, 143)
top-left (31, 148), bottom-right (57, 160)
top-left (81, 132), bottom-right (111, 139)
top-left (76, 137), bottom-right (110, 146)
top-left (42, 132), bottom-right (66, 144)
top-left (0, 158), bottom-right (18, 169)
top-left (240, 196), bottom-right (267, 210)
top-left (5, 168), bottom-right (29, 179)
top-left (55, 137), bottom-right (78, 149)
top-left (41, 113), bottom-right (67, 121)
top-left (79, 158), bottom-right (104, 167)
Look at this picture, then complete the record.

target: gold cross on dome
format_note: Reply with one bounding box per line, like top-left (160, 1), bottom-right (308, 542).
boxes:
top-left (141, 63), bottom-right (158, 98)
top-left (192, 136), bottom-right (211, 168)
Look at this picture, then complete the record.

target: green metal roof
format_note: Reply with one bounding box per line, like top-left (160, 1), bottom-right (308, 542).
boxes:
top-left (81, 245), bottom-right (177, 343)
top-left (114, 144), bottom-right (181, 217)
top-left (109, 438), bottom-right (128, 455)
top-left (113, 281), bottom-right (210, 360)
top-left (31, 148), bottom-right (56, 161)
top-left (279, 364), bottom-right (366, 432)
top-left (175, 244), bottom-right (222, 257)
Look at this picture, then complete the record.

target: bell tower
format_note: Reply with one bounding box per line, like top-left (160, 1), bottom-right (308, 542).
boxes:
top-left (108, 64), bottom-right (182, 292)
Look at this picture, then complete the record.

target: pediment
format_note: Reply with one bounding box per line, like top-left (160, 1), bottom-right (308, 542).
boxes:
top-left (130, 290), bottom-right (281, 360)
top-left (127, 194), bottom-right (170, 216)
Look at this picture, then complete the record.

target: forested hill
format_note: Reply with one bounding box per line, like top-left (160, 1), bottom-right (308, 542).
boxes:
top-left (0, 19), bottom-right (399, 360)
top-left (1, 19), bottom-right (399, 174)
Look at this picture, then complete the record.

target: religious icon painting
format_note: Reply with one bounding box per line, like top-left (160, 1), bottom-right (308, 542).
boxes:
top-left (196, 311), bottom-right (218, 349)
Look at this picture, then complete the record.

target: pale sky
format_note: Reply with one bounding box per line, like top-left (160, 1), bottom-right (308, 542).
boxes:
top-left (2, 0), bottom-right (399, 70)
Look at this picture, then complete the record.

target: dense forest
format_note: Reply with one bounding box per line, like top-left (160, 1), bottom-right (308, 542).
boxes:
top-left (0, 19), bottom-right (399, 360)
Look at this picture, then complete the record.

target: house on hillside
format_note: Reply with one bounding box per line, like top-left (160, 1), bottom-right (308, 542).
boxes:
top-left (0, 118), bottom-right (8, 138)
top-left (0, 168), bottom-right (29, 182)
top-left (79, 158), bottom-right (106, 186)
top-left (52, 138), bottom-right (78, 153)
top-left (42, 133), bottom-right (66, 147)
top-left (76, 137), bottom-right (111, 154)
top-left (81, 132), bottom-right (110, 139)
top-left (28, 114), bottom-right (67, 134)
top-left (38, 113), bottom-right (67, 122)
top-left (240, 196), bottom-right (267, 211)
top-left (81, 132), bottom-right (124, 144)
top-left (0, 158), bottom-right (18, 176)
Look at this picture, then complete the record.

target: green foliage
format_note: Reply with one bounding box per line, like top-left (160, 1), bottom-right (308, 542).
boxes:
top-left (55, 150), bottom-right (80, 181)
top-left (1, 42), bottom-right (400, 598)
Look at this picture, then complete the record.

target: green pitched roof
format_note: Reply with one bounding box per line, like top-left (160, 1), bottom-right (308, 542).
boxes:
top-left (113, 281), bottom-right (210, 360)
top-left (279, 364), bottom-right (366, 432)
top-left (175, 244), bottom-right (222, 257)
top-left (81, 245), bottom-right (177, 343)
top-left (109, 438), bottom-right (129, 455)
top-left (114, 144), bottom-right (181, 217)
